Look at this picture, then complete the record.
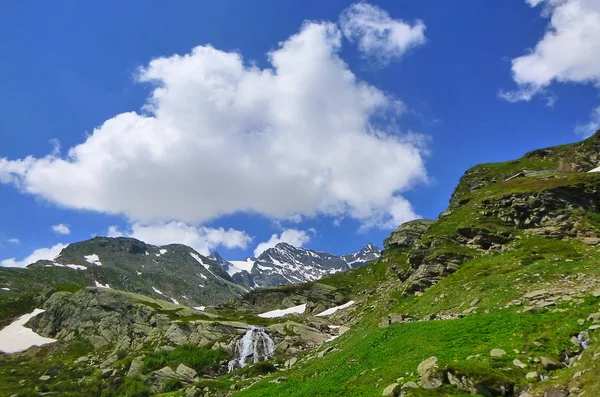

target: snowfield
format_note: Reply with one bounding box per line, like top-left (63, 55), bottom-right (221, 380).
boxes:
top-left (315, 301), bottom-right (356, 317)
top-left (258, 303), bottom-right (307, 318)
top-left (0, 309), bottom-right (57, 353)
top-left (84, 254), bottom-right (103, 266)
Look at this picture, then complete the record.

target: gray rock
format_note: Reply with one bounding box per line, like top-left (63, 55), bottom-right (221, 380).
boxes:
top-left (513, 359), bottom-right (527, 369)
top-left (401, 381), bottom-right (418, 389)
top-left (490, 348), bottom-right (506, 357)
top-left (185, 386), bottom-right (199, 397)
top-left (176, 363), bottom-right (198, 381)
top-left (38, 375), bottom-right (50, 381)
top-left (540, 356), bottom-right (561, 370)
top-left (383, 219), bottom-right (434, 249)
top-left (382, 383), bottom-right (399, 396)
top-left (127, 355), bottom-right (146, 377)
top-left (284, 357), bottom-right (298, 369)
top-left (525, 371), bottom-right (538, 379)
top-left (101, 369), bottom-right (113, 379)
top-left (587, 312), bottom-right (600, 322)
top-left (416, 356), bottom-right (443, 389)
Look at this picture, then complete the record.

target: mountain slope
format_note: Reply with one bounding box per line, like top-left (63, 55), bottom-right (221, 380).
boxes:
top-left (1, 237), bottom-right (247, 307)
top-left (230, 131), bottom-right (600, 397)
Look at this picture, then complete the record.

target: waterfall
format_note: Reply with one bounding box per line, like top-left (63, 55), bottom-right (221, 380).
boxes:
top-left (227, 327), bottom-right (275, 372)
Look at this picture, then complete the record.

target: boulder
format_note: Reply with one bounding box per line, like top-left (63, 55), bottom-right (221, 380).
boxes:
top-left (382, 383), bottom-right (399, 396)
top-left (176, 363), bottom-right (198, 381)
top-left (127, 355), bottom-right (145, 377)
top-left (490, 349), bottom-right (506, 357)
top-left (540, 356), bottom-right (561, 370)
top-left (513, 359), bottom-right (527, 369)
top-left (383, 219), bottom-right (434, 249)
top-left (416, 356), bottom-right (443, 389)
top-left (587, 312), bottom-right (600, 322)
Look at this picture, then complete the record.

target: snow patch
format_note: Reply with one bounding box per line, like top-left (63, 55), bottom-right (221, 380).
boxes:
top-left (170, 297), bottom-right (180, 305)
top-left (152, 287), bottom-right (164, 295)
top-left (589, 166), bottom-right (600, 173)
top-left (1, 287), bottom-right (10, 291)
top-left (65, 264), bottom-right (87, 270)
top-left (228, 258), bottom-right (255, 274)
top-left (0, 309), bottom-right (57, 353)
top-left (199, 273), bottom-right (207, 280)
top-left (258, 303), bottom-right (306, 318)
top-left (136, 271), bottom-right (142, 276)
top-left (194, 306), bottom-right (206, 311)
top-left (156, 249), bottom-right (168, 257)
top-left (84, 254), bottom-right (102, 266)
top-left (94, 281), bottom-right (110, 289)
top-left (198, 284), bottom-right (205, 288)
top-left (315, 301), bottom-right (355, 317)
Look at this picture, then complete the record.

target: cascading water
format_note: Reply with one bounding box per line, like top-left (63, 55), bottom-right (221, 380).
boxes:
top-left (228, 327), bottom-right (275, 372)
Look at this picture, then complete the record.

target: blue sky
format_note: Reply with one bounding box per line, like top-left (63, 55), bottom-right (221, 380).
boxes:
top-left (1, 0), bottom-right (600, 266)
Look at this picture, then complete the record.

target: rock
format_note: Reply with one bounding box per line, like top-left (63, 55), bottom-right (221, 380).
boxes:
top-left (39, 375), bottom-right (50, 381)
top-left (490, 348), bottom-right (506, 357)
top-left (185, 386), bottom-right (199, 397)
top-left (544, 389), bottom-right (567, 397)
top-left (513, 359), bottom-right (527, 368)
top-left (540, 356), bottom-right (561, 370)
top-left (269, 377), bottom-right (288, 384)
top-left (470, 298), bottom-right (480, 307)
top-left (382, 383), bottom-right (399, 396)
top-left (318, 346), bottom-right (335, 358)
top-left (155, 366), bottom-right (178, 379)
top-left (416, 356), bottom-right (443, 389)
top-left (338, 326), bottom-right (351, 336)
top-left (525, 372), bottom-right (538, 379)
top-left (524, 290), bottom-right (549, 299)
top-left (383, 219), bottom-right (434, 249)
top-left (588, 312), bottom-right (600, 322)
top-left (101, 369), bottom-right (113, 379)
top-left (401, 381), bottom-right (418, 389)
top-left (176, 364), bottom-right (197, 381)
top-left (127, 355), bottom-right (145, 377)
top-left (284, 357), bottom-right (298, 369)
top-left (589, 324), bottom-right (600, 330)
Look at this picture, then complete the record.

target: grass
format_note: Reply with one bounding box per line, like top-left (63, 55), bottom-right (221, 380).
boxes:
top-left (142, 344), bottom-right (227, 375)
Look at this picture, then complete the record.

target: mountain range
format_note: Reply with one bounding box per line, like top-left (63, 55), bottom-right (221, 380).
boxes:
top-left (0, 237), bottom-right (380, 307)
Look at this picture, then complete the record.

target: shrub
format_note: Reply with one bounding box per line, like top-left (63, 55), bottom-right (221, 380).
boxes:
top-left (163, 378), bottom-right (183, 392)
top-left (142, 344), bottom-right (227, 374)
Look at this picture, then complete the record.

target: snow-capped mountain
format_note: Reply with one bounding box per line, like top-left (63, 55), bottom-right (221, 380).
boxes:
top-left (215, 242), bottom-right (381, 289)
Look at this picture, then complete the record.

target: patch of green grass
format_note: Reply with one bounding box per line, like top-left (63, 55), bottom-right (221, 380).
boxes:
top-left (142, 344), bottom-right (227, 375)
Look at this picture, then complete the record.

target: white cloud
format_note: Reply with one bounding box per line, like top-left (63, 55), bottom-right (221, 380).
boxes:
top-left (253, 228), bottom-right (312, 257)
top-left (340, 2), bottom-right (426, 64)
top-left (575, 105), bottom-right (600, 136)
top-left (51, 224), bottom-right (71, 235)
top-left (107, 225), bottom-right (123, 237)
top-left (501, 0), bottom-right (600, 101)
top-left (1, 243), bottom-right (68, 268)
top-left (109, 222), bottom-right (252, 256)
top-left (8, 238), bottom-right (20, 244)
top-left (0, 19), bottom-right (426, 230)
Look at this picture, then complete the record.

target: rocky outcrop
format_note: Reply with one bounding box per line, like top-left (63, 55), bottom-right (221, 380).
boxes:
top-left (27, 287), bottom-right (249, 351)
top-left (480, 182), bottom-right (600, 241)
top-left (383, 219), bottom-right (434, 250)
top-left (220, 283), bottom-right (347, 316)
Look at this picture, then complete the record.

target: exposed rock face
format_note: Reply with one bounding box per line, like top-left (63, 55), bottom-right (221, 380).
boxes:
top-left (27, 287), bottom-right (248, 351)
top-left (220, 283), bottom-right (347, 316)
top-left (383, 219), bottom-right (434, 250)
top-left (481, 182), bottom-right (600, 240)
